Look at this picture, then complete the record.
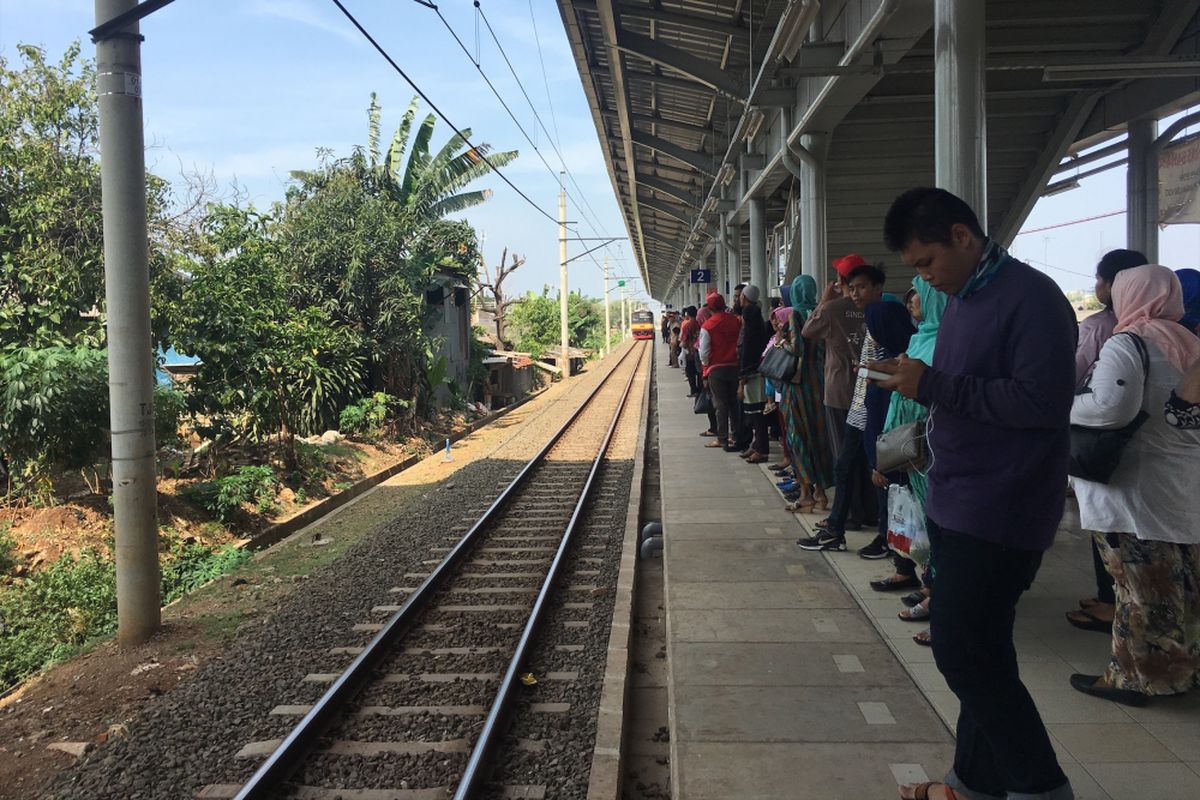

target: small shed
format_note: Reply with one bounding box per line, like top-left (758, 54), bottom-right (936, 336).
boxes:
top-left (541, 345), bottom-right (590, 377)
top-left (481, 351), bottom-right (536, 409)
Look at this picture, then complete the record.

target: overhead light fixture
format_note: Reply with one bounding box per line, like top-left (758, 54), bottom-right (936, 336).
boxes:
top-left (744, 109), bottom-right (766, 142)
top-left (775, 0), bottom-right (822, 65)
top-left (1041, 179), bottom-right (1080, 197)
top-left (1043, 60), bottom-right (1200, 82)
top-left (717, 163), bottom-right (736, 187)
top-left (701, 196), bottom-right (718, 215)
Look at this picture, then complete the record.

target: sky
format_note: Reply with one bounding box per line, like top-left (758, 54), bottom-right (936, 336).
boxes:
top-left (2, 0), bottom-right (1198, 307)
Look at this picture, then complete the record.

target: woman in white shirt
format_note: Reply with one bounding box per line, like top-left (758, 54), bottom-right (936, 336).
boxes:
top-left (1069, 264), bottom-right (1200, 706)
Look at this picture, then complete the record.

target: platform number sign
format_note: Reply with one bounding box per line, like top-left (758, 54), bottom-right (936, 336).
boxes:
top-left (689, 269), bottom-right (711, 284)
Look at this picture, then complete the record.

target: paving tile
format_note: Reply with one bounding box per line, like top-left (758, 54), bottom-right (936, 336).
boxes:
top-left (664, 555), bottom-right (824, 582)
top-left (1144, 722), bottom-right (1200, 761)
top-left (673, 685), bottom-right (950, 744)
top-left (674, 741), bottom-right (957, 799)
top-left (1060, 764), bottom-right (1113, 800)
top-left (1116, 691), bottom-right (1200, 724)
top-left (1083, 761), bottom-right (1200, 800)
top-left (1049, 723), bottom-right (1179, 763)
top-left (670, 608), bottom-right (880, 644)
top-left (668, 579), bottom-right (855, 610)
top-left (669, 641), bottom-right (914, 688)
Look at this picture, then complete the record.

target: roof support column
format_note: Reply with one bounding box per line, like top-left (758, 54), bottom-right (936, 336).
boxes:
top-left (1127, 118), bottom-right (1159, 263)
top-left (799, 133), bottom-right (828, 282)
top-left (935, 0), bottom-right (987, 221)
top-left (715, 222), bottom-right (728, 298)
top-left (749, 197), bottom-right (769, 295)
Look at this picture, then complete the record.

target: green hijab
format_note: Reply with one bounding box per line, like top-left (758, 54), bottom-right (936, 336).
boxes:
top-left (906, 276), bottom-right (948, 363)
top-left (790, 275), bottom-right (818, 324)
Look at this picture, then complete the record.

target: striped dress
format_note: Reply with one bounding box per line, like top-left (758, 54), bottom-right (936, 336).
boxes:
top-left (780, 315), bottom-right (833, 489)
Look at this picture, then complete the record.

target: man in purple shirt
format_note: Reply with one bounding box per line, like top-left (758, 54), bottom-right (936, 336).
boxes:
top-left (873, 188), bottom-right (1075, 800)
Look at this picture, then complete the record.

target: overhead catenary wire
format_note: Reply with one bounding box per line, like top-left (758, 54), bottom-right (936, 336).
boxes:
top-left (327, 0), bottom-right (559, 226)
top-left (528, 0), bottom-right (564, 153)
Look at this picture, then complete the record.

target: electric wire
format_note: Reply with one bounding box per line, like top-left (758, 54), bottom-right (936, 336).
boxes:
top-left (327, 0), bottom-right (559, 225)
top-left (528, 0), bottom-right (564, 153)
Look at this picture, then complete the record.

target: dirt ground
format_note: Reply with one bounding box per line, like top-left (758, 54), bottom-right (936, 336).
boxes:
top-left (0, 376), bottom-right (587, 800)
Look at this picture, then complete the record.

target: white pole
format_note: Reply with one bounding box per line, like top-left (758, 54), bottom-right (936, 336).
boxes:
top-left (602, 255), bottom-right (611, 357)
top-left (95, 0), bottom-right (161, 645)
top-left (558, 174), bottom-right (571, 376)
top-left (935, 0), bottom-right (987, 221)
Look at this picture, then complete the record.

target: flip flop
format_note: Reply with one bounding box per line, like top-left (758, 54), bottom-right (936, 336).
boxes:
top-left (1065, 609), bottom-right (1112, 633)
top-left (704, 440), bottom-right (725, 448)
top-left (912, 630), bottom-right (932, 647)
top-left (869, 575), bottom-right (921, 592)
top-left (898, 604), bottom-right (930, 622)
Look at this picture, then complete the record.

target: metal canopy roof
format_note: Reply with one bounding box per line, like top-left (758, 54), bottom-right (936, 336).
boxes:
top-left (558, 0), bottom-right (1200, 298)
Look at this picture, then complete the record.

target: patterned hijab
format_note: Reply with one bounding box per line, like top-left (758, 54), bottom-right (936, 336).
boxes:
top-left (1113, 264), bottom-right (1200, 372)
top-left (905, 276), bottom-right (948, 363)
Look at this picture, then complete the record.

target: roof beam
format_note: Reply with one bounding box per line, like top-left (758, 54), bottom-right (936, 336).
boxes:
top-left (636, 174), bottom-right (701, 208)
top-left (615, 29), bottom-right (745, 100)
top-left (630, 129), bottom-right (715, 175)
top-left (574, 0), bottom-right (747, 38)
top-left (636, 195), bottom-right (695, 225)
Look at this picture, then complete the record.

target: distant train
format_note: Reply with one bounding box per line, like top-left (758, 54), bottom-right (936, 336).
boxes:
top-left (631, 309), bottom-right (655, 340)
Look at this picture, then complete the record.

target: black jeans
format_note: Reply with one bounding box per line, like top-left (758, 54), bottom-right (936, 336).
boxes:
top-left (684, 352), bottom-right (700, 394)
top-left (928, 520), bottom-right (1070, 800)
top-left (707, 367), bottom-right (740, 442)
top-left (824, 424), bottom-right (867, 532)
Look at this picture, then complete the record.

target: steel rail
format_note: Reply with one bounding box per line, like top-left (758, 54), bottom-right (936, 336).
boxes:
top-left (453, 343), bottom-right (645, 799)
top-left (232, 342), bottom-right (646, 799)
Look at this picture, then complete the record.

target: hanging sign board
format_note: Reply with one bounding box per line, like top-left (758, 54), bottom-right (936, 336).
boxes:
top-left (690, 268), bottom-right (711, 284)
top-left (1159, 137), bottom-right (1200, 225)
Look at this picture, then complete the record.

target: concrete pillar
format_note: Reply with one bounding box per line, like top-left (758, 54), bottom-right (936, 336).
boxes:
top-left (749, 196), bottom-right (769, 294)
top-left (714, 226), bottom-right (727, 299)
top-left (1127, 118), bottom-right (1159, 262)
top-left (800, 133), bottom-right (829, 281)
top-left (934, 0), bottom-right (987, 221)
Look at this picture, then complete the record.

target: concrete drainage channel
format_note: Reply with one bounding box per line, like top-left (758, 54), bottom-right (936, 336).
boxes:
top-left (623, 357), bottom-right (670, 800)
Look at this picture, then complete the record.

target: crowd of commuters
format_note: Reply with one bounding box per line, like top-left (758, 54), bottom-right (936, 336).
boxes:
top-left (668, 187), bottom-right (1200, 800)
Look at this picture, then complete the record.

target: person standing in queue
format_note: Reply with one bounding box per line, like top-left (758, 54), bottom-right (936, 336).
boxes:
top-left (698, 292), bottom-right (743, 451)
top-left (873, 188), bottom-right (1076, 800)
top-left (680, 306), bottom-right (701, 396)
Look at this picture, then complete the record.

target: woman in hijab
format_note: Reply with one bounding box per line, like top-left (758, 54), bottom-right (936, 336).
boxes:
top-left (738, 285), bottom-right (772, 463)
top-left (1070, 264), bottom-right (1200, 706)
top-left (776, 275), bottom-right (833, 511)
top-left (765, 305), bottom-right (794, 472)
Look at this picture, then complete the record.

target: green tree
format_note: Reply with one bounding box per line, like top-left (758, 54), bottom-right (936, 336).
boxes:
top-left (507, 288), bottom-right (605, 358)
top-left (168, 206), bottom-right (365, 469)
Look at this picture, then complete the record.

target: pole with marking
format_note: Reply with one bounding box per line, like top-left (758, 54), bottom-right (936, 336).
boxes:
top-left (602, 255), bottom-right (611, 356)
top-left (95, 0), bottom-right (161, 644)
top-left (558, 174), bottom-right (571, 377)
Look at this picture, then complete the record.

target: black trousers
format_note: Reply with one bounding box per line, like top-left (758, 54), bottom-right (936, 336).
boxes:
top-left (684, 352), bottom-right (700, 394)
top-left (707, 366), bottom-right (740, 442)
top-left (928, 520), bottom-right (1069, 799)
top-left (824, 424), bottom-right (867, 532)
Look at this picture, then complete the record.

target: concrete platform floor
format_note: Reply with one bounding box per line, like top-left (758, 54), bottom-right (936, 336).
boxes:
top-left (654, 346), bottom-right (1200, 800)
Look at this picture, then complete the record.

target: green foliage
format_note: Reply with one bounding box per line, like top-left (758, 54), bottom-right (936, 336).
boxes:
top-left (0, 548), bottom-right (117, 688)
top-left (159, 538), bottom-right (250, 605)
top-left (154, 385), bottom-right (188, 447)
top-left (0, 346), bottom-right (109, 500)
top-left (339, 392), bottom-right (402, 438)
top-left (169, 206), bottom-right (365, 460)
top-left (0, 523), bottom-right (15, 574)
top-left (181, 465), bottom-right (278, 521)
top-left (507, 288), bottom-right (607, 358)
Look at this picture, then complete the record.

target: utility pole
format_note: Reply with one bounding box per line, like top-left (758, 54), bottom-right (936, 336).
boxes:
top-left (558, 174), bottom-right (571, 377)
top-left (602, 256), bottom-right (611, 357)
top-left (95, 0), bottom-right (160, 644)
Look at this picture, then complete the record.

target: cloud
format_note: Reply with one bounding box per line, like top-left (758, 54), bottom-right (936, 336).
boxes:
top-left (249, 0), bottom-right (360, 45)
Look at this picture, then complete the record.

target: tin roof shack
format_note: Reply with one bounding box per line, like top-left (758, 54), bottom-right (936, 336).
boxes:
top-left (423, 267), bottom-right (472, 402)
top-left (541, 345), bottom-right (590, 377)
top-left (481, 352), bottom-right (538, 410)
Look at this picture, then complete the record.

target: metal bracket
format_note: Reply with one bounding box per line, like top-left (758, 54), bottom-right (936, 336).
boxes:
top-left (90, 0), bottom-right (178, 43)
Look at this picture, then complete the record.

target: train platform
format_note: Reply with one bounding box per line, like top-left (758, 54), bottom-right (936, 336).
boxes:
top-left (652, 347), bottom-right (1200, 800)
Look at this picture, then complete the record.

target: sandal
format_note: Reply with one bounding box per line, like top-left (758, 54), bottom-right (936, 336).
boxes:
top-left (900, 589), bottom-right (927, 607)
top-left (898, 603), bottom-right (930, 622)
top-left (768, 463), bottom-right (788, 472)
top-left (699, 430), bottom-right (717, 437)
top-left (900, 781), bottom-right (964, 799)
top-left (869, 575), bottom-right (921, 593)
top-left (704, 440), bottom-right (726, 448)
top-left (746, 453), bottom-right (768, 464)
top-left (1065, 609), bottom-right (1113, 633)
top-left (786, 499), bottom-right (815, 513)
top-left (912, 629), bottom-right (932, 647)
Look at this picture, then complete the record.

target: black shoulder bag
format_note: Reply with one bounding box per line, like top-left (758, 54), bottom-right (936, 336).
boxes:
top-left (1068, 333), bottom-right (1151, 484)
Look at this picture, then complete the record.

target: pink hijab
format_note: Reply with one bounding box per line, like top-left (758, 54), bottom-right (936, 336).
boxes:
top-left (762, 306), bottom-right (791, 359)
top-left (1112, 264), bottom-right (1200, 372)
top-left (696, 307), bottom-right (713, 325)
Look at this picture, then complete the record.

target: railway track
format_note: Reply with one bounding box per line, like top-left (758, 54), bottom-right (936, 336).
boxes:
top-left (206, 342), bottom-right (649, 800)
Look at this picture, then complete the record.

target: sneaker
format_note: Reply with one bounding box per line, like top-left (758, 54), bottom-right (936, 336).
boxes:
top-left (797, 532), bottom-right (846, 551)
top-left (857, 538), bottom-right (890, 560)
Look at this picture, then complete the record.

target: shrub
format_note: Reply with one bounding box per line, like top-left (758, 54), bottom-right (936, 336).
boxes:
top-left (0, 548), bottom-right (117, 688)
top-left (159, 538), bottom-right (250, 605)
top-left (181, 465), bottom-right (278, 521)
top-left (338, 392), bottom-right (400, 438)
top-left (154, 384), bottom-right (188, 447)
top-left (0, 523), bottom-right (15, 575)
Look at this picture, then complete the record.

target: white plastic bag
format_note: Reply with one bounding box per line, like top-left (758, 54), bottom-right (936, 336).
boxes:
top-left (886, 484), bottom-right (930, 566)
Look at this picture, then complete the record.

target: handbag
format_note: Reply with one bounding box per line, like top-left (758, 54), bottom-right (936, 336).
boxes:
top-left (875, 419), bottom-right (927, 474)
top-left (693, 388), bottom-right (715, 416)
top-left (759, 343), bottom-right (797, 383)
top-left (1069, 333), bottom-right (1150, 484)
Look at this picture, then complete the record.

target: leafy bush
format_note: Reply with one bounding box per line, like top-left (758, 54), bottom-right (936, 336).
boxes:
top-left (154, 385), bottom-right (188, 447)
top-left (339, 392), bottom-right (401, 438)
top-left (0, 548), bottom-right (117, 687)
top-left (159, 538), bottom-right (250, 605)
top-left (294, 441), bottom-right (328, 482)
top-left (181, 465), bottom-right (278, 521)
top-left (0, 346), bottom-right (110, 501)
top-left (0, 523), bottom-right (16, 574)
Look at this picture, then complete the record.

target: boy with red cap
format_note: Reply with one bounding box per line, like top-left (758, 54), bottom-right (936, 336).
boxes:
top-left (800, 253), bottom-right (877, 525)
